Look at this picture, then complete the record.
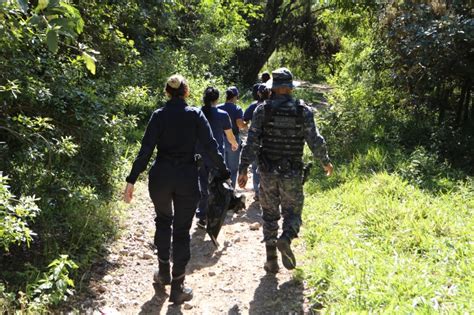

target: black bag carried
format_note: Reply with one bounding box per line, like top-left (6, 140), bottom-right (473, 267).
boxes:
top-left (206, 171), bottom-right (246, 247)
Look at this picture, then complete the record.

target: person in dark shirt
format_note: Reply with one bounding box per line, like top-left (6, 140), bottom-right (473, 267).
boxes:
top-left (218, 86), bottom-right (247, 188)
top-left (261, 71), bottom-right (271, 83)
top-left (196, 87), bottom-right (238, 228)
top-left (123, 75), bottom-right (229, 305)
top-left (243, 84), bottom-right (270, 201)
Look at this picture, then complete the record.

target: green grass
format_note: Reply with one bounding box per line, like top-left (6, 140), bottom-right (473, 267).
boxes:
top-left (300, 154), bottom-right (474, 313)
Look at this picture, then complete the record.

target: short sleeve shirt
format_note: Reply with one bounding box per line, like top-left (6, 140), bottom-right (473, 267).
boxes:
top-left (243, 101), bottom-right (259, 122)
top-left (207, 107), bottom-right (232, 155)
top-left (218, 102), bottom-right (244, 137)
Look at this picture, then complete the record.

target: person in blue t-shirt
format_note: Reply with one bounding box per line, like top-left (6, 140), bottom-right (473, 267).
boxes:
top-left (218, 86), bottom-right (247, 187)
top-left (196, 87), bottom-right (238, 228)
top-left (243, 84), bottom-right (270, 201)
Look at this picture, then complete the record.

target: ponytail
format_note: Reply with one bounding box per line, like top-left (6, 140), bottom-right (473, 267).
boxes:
top-left (202, 86), bottom-right (220, 120)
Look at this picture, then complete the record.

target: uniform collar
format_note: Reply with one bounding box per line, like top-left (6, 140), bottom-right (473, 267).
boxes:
top-left (166, 97), bottom-right (188, 107)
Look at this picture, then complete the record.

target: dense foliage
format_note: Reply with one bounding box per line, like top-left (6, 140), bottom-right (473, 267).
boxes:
top-left (1, 0), bottom-right (472, 312)
top-left (1, 0), bottom-right (250, 311)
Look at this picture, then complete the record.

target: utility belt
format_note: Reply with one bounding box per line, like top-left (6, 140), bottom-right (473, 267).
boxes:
top-left (258, 153), bottom-right (304, 174)
top-left (156, 154), bottom-right (198, 166)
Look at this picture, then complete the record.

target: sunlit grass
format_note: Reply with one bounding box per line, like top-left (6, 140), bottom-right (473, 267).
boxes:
top-left (300, 153), bottom-right (474, 313)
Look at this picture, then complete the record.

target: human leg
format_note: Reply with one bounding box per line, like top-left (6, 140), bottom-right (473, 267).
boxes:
top-left (149, 166), bottom-right (174, 284)
top-left (259, 173), bottom-right (281, 272)
top-left (196, 165), bottom-right (210, 226)
top-left (276, 176), bottom-right (304, 270)
top-left (225, 145), bottom-right (241, 188)
top-left (168, 165), bottom-right (199, 304)
top-left (279, 176), bottom-right (304, 240)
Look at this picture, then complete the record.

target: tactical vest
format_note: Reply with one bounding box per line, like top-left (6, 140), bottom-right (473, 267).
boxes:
top-left (260, 99), bottom-right (305, 172)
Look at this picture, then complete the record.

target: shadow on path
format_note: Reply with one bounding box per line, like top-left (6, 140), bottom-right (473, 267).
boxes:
top-left (139, 283), bottom-right (168, 315)
top-left (186, 225), bottom-right (229, 274)
top-left (247, 274), bottom-right (305, 314)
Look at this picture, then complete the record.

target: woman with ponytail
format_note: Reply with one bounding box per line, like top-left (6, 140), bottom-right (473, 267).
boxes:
top-left (196, 86), bottom-right (238, 228)
top-left (123, 76), bottom-right (229, 304)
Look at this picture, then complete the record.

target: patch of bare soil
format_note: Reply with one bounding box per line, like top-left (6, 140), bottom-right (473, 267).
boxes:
top-left (68, 178), bottom-right (313, 314)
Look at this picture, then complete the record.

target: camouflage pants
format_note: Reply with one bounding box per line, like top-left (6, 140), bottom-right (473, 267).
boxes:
top-left (259, 172), bottom-right (304, 244)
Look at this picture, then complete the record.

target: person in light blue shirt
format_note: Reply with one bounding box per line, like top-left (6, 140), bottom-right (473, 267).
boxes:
top-left (218, 86), bottom-right (246, 187)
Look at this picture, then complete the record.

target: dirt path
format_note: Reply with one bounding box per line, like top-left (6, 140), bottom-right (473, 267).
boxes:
top-left (69, 177), bottom-right (312, 314)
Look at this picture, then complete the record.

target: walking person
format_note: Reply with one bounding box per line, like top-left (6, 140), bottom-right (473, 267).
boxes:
top-left (123, 75), bottom-right (229, 304)
top-left (218, 86), bottom-right (247, 188)
top-left (196, 87), bottom-right (238, 228)
top-left (260, 71), bottom-right (271, 84)
top-left (243, 84), bottom-right (270, 201)
top-left (238, 68), bottom-right (333, 273)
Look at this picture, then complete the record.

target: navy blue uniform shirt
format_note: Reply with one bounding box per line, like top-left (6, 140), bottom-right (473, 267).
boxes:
top-left (126, 98), bottom-right (226, 184)
top-left (243, 101), bottom-right (259, 122)
top-left (218, 102), bottom-right (243, 137)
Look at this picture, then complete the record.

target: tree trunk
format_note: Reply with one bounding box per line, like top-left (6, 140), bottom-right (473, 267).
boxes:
top-left (234, 0), bottom-right (291, 87)
top-left (463, 86), bottom-right (471, 125)
top-left (455, 80), bottom-right (468, 125)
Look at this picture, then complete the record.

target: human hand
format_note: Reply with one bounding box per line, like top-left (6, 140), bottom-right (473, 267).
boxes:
top-left (231, 142), bottom-right (238, 151)
top-left (124, 183), bottom-right (134, 203)
top-left (238, 172), bottom-right (248, 188)
top-left (323, 163), bottom-right (334, 177)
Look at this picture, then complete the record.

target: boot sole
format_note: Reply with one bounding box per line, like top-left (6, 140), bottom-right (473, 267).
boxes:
top-left (277, 239), bottom-right (296, 270)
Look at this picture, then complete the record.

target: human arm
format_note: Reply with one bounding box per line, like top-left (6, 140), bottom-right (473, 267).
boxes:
top-left (236, 107), bottom-right (247, 130)
top-left (238, 105), bottom-right (264, 187)
top-left (124, 111), bottom-right (160, 202)
top-left (303, 107), bottom-right (333, 176)
top-left (224, 129), bottom-right (238, 151)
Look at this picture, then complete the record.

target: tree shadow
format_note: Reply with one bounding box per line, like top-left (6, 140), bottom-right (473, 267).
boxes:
top-left (247, 274), bottom-right (305, 314)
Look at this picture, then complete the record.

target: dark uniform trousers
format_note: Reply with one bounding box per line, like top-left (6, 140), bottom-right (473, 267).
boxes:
top-left (148, 160), bottom-right (200, 277)
top-left (259, 171), bottom-right (304, 243)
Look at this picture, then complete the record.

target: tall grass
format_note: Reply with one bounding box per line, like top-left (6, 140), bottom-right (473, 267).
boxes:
top-left (300, 149), bottom-right (474, 313)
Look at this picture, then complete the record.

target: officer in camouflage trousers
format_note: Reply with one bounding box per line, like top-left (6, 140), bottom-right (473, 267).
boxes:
top-left (238, 67), bottom-right (333, 273)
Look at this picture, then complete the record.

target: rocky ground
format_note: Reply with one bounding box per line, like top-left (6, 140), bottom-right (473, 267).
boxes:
top-left (67, 177), bottom-right (312, 315)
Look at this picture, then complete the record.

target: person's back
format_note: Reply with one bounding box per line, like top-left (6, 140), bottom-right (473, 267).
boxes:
top-left (238, 67), bottom-right (333, 274)
top-left (155, 98), bottom-right (209, 159)
top-left (217, 86), bottom-right (246, 187)
top-left (197, 107), bottom-right (230, 156)
top-left (124, 75), bottom-right (229, 305)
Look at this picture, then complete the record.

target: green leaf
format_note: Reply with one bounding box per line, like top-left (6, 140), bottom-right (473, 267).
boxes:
top-left (82, 52), bottom-right (96, 75)
top-left (36, 0), bottom-right (49, 12)
top-left (46, 29), bottom-right (58, 53)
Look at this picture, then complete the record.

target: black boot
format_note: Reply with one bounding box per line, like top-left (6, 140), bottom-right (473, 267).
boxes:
top-left (153, 259), bottom-right (171, 285)
top-left (277, 235), bottom-right (296, 270)
top-left (169, 275), bottom-right (193, 304)
top-left (263, 245), bottom-right (279, 273)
